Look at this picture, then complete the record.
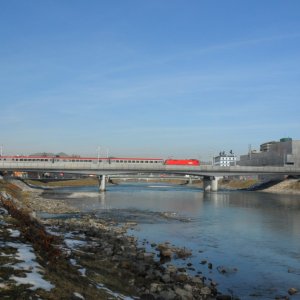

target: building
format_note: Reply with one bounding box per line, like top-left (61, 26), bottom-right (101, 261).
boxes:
top-left (239, 138), bottom-right (300, 168)
top-left (213, 151), bottom-right (237, 166)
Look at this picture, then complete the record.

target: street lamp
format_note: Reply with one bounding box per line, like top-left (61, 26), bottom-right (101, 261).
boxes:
top-left (97, 146), bottom-right (101, 161)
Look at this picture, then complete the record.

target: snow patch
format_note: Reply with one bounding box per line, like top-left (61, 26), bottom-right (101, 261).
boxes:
top-left (8, 228), bottom-right (21, 238)
top-left (73, 292), bottom-right (85, 299)
top-left (6, 242), bottom-right (55, 291)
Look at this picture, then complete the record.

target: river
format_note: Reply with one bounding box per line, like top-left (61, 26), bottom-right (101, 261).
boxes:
top-left (42, 183), bottom-right (300, 299)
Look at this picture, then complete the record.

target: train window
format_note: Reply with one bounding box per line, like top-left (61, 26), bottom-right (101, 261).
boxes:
top-left (136, 161), bottom-right (140, 163)
top-left (72, 160), bottom-right (75, 162)
top-left (128, 160), bottom-right (132, 163)
top-left (132, 160), bottom-right (136, 163)
top-left (124, 160), bottom-right (127, 163)
top-left (89, 160), bottom-right (92, 162)
top-left (145, 161), bottom-right (149, 163)
top-left (98, 160), bottom-right (102, 163)
top-left (140, 161), bottom-right (144, 163)
top-left (120, 160), bottom-right (123, 163)
top-left (116, 160), bottom-right (119, 163)
top-left (150, 161), bottom-right (153, 163)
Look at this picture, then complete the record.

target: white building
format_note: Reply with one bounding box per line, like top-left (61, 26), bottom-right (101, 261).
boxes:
top-left (213, 151), bottom-right (237, 166)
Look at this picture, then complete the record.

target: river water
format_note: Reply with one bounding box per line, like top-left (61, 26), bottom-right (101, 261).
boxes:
top-left (43, 183), bottom-right (300, 299)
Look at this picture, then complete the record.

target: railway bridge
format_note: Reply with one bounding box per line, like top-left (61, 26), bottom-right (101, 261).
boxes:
top-left (1, 161), bottom-right (300, 192)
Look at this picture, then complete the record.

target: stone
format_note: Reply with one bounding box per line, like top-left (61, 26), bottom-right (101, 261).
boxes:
top-left (160, 248), bottom-right (173, 258)
top-left (159, 289), bottom-right (177, 300)
top-left (176, 273), bottom-right (188, 282)
top-left (184, 284), bottom-right (193, 292)
top-left (162, 273), bottom-right (171, 283)
top-left (200, 287), bottom-right (211, 295)
top-left (288, 287), bottom-right (298, 295)
top-left (149, 283), bottom-right (159, 293)
top-left (174, 287), bottom-right (193, 299)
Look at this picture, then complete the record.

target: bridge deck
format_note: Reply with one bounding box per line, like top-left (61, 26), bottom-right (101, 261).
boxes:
top-left (1, 161), bottom-right (300, 176)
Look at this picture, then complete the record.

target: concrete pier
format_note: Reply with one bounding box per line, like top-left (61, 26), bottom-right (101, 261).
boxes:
top-left (99, 175), bottom-right (106, 192)
top-left (203, 176), bottom-right (220, 192)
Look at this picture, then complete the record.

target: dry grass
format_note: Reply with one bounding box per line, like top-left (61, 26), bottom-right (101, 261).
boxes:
top-left (219, 179), bottom-right (258, 189)
top-left (26, 177), bottom-right (98, 187)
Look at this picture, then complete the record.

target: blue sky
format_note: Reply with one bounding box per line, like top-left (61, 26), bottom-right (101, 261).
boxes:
top-left (1, 1), bottom-right (300, 160)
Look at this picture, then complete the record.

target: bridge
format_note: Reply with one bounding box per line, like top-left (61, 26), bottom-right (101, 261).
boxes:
top-left (1, 161), bottom-right (300, 192)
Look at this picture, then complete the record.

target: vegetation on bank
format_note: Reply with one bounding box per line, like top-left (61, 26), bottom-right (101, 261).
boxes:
top-left (25, 177), bottom-right (98, 187)
top-left (218, 178), bottom-right (258, 190)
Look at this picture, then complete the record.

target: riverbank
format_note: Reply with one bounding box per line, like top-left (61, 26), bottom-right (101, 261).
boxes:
top-left (0, 179), bottom-right (227, 300)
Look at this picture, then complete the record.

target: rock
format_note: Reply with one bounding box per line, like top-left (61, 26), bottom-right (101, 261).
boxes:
top-left (200, 260), bottom-right (207, 265)
top-left (208, 262), bottom-right (213, 269)
top-left (176, 273), bottom-right (188, 282)
top-left (288, 287), bottom-right (298, 295)
top-left (160, 248), bottom-right (173, 258)
top-left (150, 283), bottom-right (159, 293)
top-left (166, 264), bottom-right (177, 274)
top-left (184, 284), bottom-right (193, 292)
top-left (200, 286), bottom-right (211, 295)
top-left (192, 276), bottom-right (203, 284)
top-left (162, 273), bottom-right (171, 283)
top-left (159, 289), bottom-right (177, 300)
top-left (174, 287), bottom-right (193, 299)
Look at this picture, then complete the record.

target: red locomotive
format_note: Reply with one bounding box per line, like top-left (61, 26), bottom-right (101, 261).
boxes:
top-left (164, 159), bottom-right (200, 166)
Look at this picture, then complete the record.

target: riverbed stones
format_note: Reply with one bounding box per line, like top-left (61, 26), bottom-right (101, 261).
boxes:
top-left (288, 287), bottom-right (298, 295)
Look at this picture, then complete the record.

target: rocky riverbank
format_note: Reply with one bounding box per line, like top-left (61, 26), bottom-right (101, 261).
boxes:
top-left (0, 179), bottom-right (231, 300)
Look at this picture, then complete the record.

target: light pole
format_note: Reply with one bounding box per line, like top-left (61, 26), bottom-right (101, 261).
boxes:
top-left (97, 146), bottom-right (101, 162)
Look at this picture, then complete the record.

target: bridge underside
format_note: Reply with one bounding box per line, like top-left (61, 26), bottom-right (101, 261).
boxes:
top-left (2, 164), bottom-right (300, 192)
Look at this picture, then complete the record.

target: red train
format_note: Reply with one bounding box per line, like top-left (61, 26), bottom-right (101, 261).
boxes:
top-left (164, 159), bottom-right (200, 166)
top-left (0, 155), bottom-right (200, 166)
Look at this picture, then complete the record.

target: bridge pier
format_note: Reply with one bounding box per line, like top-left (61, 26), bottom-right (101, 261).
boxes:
top-left (98, 175), bottom-right (106, 192)
top-left (203, 176), bottom-right (220, 192)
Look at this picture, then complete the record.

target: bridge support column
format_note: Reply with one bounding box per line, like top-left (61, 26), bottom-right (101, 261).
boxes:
top-left (203, 176), bottom-right (212, 192)
top-left (203, 176), bottom-right (220, 192)
top-left (211, 177), bottom-right (219, 192)
top-left (99, 175), bottom-right (106, 192)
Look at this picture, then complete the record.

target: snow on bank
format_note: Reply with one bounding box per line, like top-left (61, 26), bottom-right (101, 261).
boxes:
top-left (5, 242), bottom-right (55, 291)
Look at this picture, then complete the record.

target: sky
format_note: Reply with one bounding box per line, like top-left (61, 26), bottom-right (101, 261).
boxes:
top-left (0, 1), bottom-right (300, 160)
